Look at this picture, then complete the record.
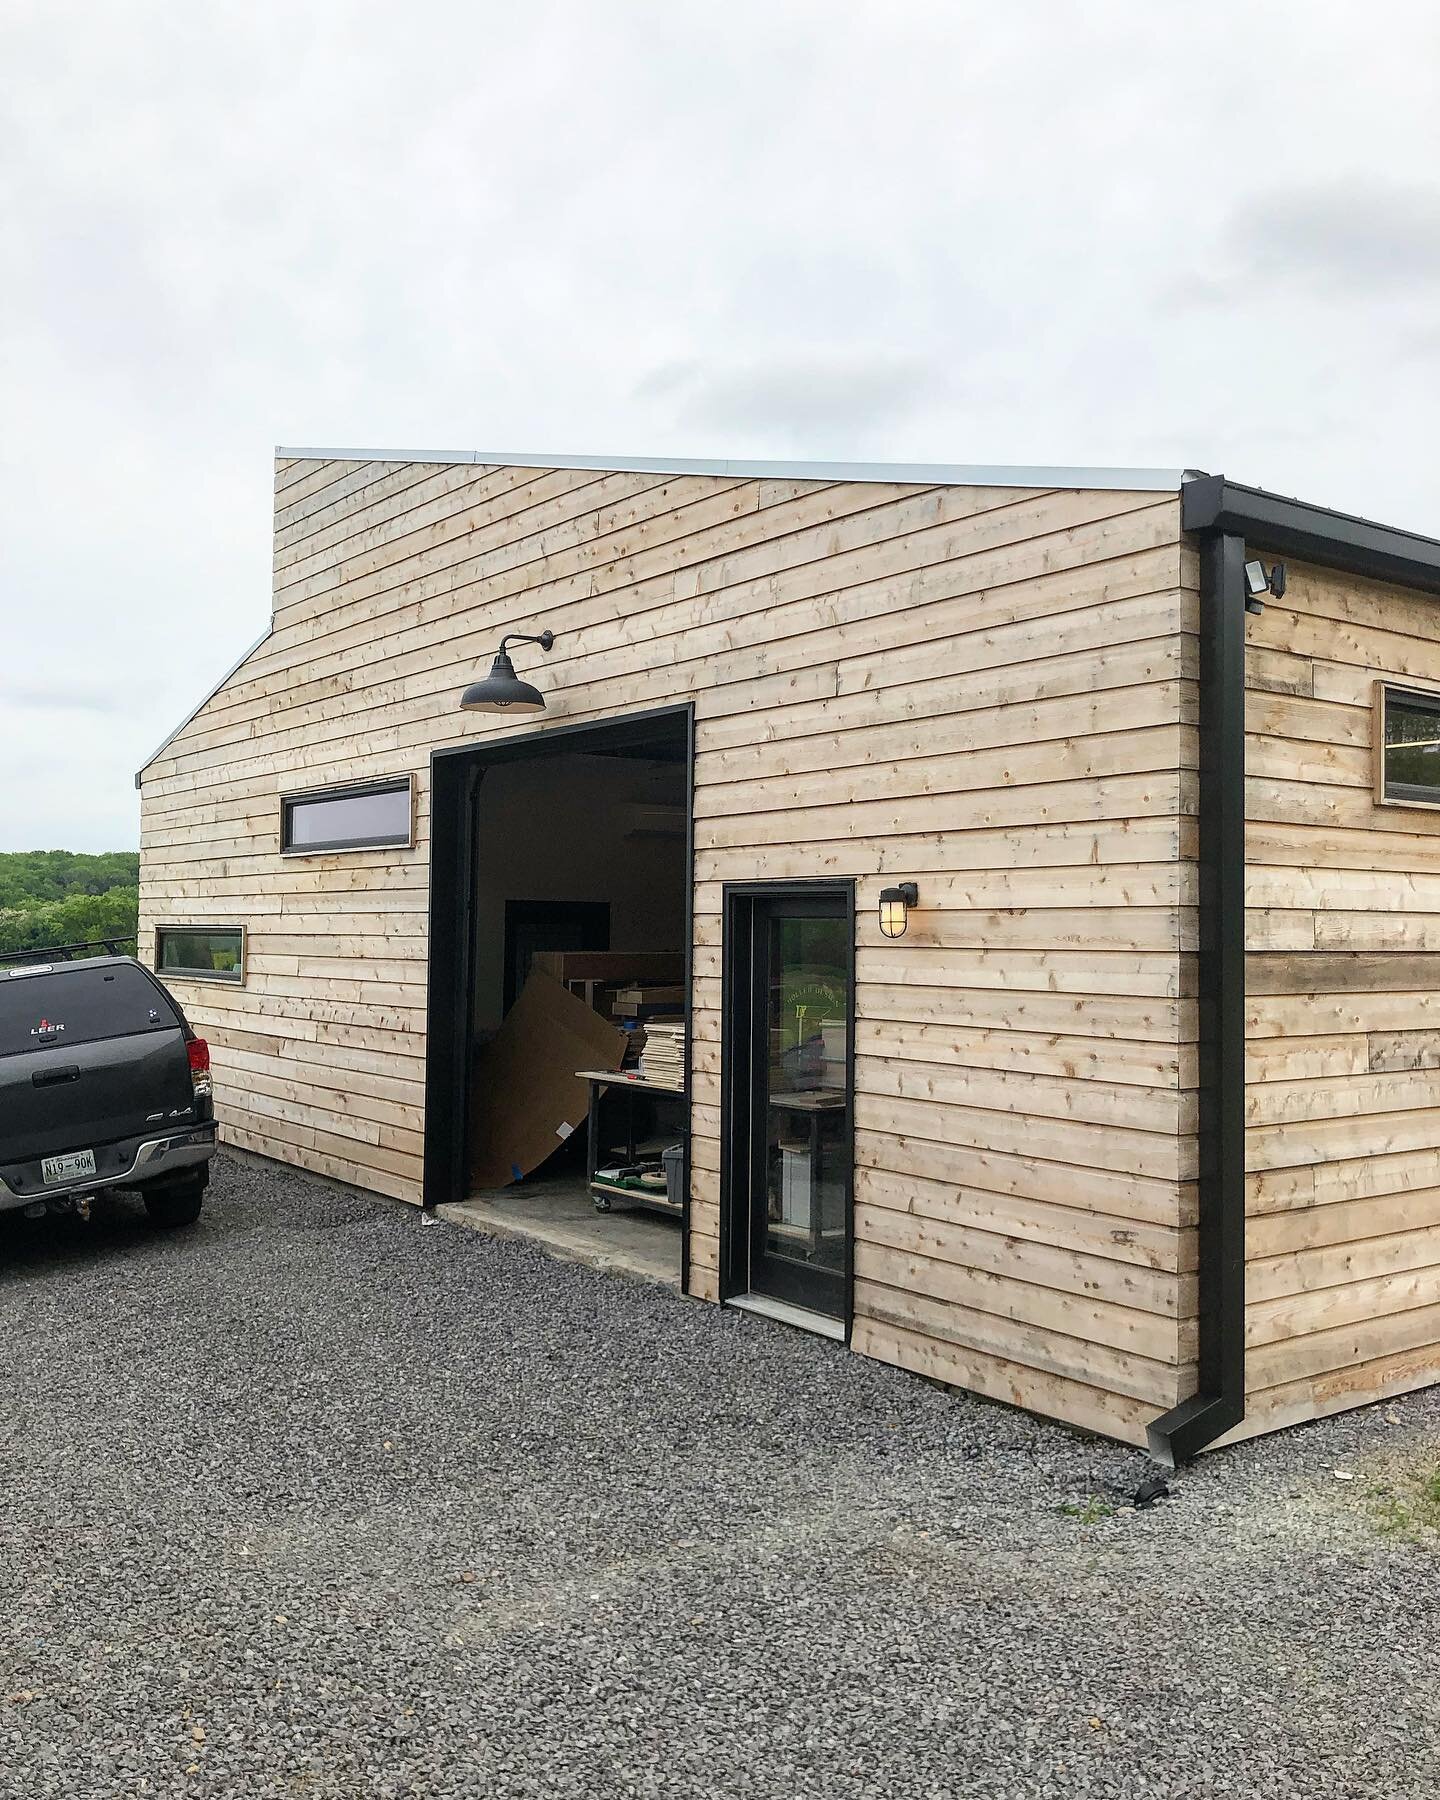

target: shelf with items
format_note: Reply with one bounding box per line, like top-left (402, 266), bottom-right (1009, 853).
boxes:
top-left (590, 1174), bottom-right (683, 1216)
top-left (578, 1068), bottom-right (687, 1218)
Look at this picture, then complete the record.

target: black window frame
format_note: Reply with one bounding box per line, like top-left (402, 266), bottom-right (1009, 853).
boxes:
top-left (280, 775), bottom-right (414, 856)
top-left (154, 923), bottom-right (246, 985)
top-left (1377, 682), bottom-right (1440, 809)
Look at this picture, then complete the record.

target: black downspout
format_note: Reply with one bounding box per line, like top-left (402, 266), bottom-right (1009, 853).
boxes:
top-left (1147, 530), bottom-right (1248, 1465)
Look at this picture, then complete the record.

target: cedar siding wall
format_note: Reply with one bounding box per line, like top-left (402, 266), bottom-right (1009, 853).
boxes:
top-left (1243, 557), bottom-right (1440, 1436)
top-left (139, 457), bottom-right (1195, 1446)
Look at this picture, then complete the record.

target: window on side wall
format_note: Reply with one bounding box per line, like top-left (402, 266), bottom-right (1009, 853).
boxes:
top-left (1379, 684), bottom-right (1440, 807)
top-left (155, 925), bottom-right (245, 983)
top-left (281, 777), bottom-right (413, 854)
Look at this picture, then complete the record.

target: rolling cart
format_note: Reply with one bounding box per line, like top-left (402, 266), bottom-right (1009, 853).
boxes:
top-left (576, 1068), bottom-right (687, 1216)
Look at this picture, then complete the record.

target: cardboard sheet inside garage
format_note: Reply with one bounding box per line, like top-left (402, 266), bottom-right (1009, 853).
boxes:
top-left (468, 969), bottom-right (627, 1189)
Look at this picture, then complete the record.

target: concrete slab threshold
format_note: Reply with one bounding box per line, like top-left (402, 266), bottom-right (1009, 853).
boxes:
top-left (437, 1176), bottom-right (682, 1291)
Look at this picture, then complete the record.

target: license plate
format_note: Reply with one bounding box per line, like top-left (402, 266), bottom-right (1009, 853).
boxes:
top-left (42, 1149), bottom-right (96, 1185)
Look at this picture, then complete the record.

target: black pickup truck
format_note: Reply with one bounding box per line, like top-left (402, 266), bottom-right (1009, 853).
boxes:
top-left (0, 956), bottom-right (216, 1228)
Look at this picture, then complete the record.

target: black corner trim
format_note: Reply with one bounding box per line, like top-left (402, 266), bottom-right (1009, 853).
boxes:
top-left (1182, 477), bottom-right (1440, 598)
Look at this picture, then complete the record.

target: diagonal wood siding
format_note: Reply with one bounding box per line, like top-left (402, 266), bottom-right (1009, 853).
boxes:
top-left (138, 457), bottom-right (1196, 1445)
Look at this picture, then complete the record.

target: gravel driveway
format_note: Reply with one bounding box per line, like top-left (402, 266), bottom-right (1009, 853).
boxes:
top-left (3, 1153), bottom-right (1439, 1799)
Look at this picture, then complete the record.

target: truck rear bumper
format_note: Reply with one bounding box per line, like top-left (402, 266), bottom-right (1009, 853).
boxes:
top-left (0, 1123), bottom-right (217, 1214)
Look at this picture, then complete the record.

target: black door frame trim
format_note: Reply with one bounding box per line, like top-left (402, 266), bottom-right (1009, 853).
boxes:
top-left (718, 877), bottom-right (857, 1340)
top-left (423, 704), bottom-right (696, 1297)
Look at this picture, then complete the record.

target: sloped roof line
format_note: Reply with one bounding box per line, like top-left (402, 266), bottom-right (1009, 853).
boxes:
top-left (274, 446), bottom-right (1196, 491)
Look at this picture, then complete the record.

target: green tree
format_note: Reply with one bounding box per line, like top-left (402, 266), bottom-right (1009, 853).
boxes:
top-left (0, 850), bottom-right (139, 909)
top-left (0, 852), bottom-right (140, 958)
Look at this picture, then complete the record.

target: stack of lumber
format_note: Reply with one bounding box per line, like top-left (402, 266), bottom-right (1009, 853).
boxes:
top-left (638, 1019), bottom-right (685, 1089)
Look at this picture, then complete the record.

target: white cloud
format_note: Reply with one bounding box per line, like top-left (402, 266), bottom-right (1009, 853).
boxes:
top-left (636, 349), bottom-right (945, 441)
top-left (1230, 178), bottom-right (1440, 292)
top-left (1, 0), bottom-right (1438, 848)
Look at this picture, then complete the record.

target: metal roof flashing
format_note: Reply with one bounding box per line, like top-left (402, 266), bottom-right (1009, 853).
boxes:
top-left (274, 446), bottom-right (1193, 492)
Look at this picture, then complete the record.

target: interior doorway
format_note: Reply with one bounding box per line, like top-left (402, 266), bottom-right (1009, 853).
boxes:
top-left (502, 900), bottom-right (610, 1015)
top-left (424, 708), bottom-right (693, 1290)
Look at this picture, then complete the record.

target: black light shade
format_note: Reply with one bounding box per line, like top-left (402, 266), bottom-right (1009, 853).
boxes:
top-left (459, 630), bottom-right (555, 713)
top-left (460, 650), bottom-right (546, 713)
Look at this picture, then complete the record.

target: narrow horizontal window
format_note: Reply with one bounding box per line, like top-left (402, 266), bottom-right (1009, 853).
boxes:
top-left (281, 777), bottom-right (413, 854)
top-left (1380, 685), bottom-right (1440, 806)
top-left (155, 925), bottom-right (244, 983)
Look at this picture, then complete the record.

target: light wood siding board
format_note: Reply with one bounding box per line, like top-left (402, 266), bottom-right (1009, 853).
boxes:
top-left (1161, 546), bottom-right (1203, 1355)
top-left (1244, 558), bottom-right (1440, 1428)
top-left (156, 496), bottom-right (1183, 771)
top-left (273, 460), bottom-right (421, 542)
top-left (138, 460), bottom-right (1193, 1448)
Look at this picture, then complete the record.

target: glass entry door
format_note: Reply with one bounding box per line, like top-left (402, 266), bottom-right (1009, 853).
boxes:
top-left (725, 886), bottom-right (853, 1320)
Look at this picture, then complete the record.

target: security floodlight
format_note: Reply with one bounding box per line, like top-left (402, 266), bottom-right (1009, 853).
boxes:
top-left (1243, 558), bottom-right (1287, 616)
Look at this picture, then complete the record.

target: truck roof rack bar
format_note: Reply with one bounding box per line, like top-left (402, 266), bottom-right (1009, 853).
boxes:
top-left (0, 937), bottom-right (138, 966)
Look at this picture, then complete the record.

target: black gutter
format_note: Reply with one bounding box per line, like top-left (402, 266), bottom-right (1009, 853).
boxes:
top-left (1146, 530), bottom-right (1247, 1466)
top-left (1183, 476), bottom-right (1440, 597)
top-left (1151, 478), bottom-right (1440, 1463)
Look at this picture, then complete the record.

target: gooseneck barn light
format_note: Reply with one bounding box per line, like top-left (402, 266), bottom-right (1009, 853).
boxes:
top-left (459, 630), bottom-right (556, 713)
top-left (878, 881), bottom-right (918, 939)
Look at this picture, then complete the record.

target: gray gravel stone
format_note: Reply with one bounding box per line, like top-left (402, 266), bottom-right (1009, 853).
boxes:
top-left (3, 1151), bottom-right (1439, 1797)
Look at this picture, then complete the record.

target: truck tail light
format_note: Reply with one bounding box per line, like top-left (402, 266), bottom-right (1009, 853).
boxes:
top-left (188, 1037), bottom-right (213, 1100)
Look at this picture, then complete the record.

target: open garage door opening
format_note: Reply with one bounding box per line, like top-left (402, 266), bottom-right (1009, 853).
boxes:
top-left (425, 708), bottom-right (693, 1288)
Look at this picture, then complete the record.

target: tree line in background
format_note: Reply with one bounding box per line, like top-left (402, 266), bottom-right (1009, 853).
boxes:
top-left (0, 851), bottom-right (140, 957)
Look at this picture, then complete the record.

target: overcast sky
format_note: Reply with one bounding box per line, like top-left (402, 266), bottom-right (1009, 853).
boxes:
top-left (2, 0), bottom-right (1438, 851)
